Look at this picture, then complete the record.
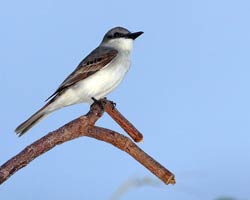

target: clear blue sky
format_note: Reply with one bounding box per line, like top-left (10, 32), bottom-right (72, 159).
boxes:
top-left (1, 0), bottom-right (249, 199)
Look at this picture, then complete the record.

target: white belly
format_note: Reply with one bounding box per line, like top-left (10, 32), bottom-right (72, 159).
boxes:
top-left (76, 56), bottom-right (131, 103)
top-left (47, 53), bottom-right (130, 111)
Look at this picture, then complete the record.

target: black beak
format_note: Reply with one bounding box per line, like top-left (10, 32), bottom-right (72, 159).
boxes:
top-left (126, 31), bottom-right (144, 40)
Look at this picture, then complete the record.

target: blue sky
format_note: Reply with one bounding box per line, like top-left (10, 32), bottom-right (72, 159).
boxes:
top-left (0, 0), bottom-right (250, 199)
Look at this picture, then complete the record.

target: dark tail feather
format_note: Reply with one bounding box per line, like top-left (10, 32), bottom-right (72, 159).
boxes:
top-left (15, 107), bottom-right (49, 137)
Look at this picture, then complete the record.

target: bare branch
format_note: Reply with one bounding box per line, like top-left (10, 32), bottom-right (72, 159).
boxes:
top-left (0, 99), bottom-right (175, 185)
top-left (101, 99), bottom-right (143, 142)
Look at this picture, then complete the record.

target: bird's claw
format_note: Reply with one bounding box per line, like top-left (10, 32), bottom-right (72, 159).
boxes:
top-left (91, 97), bottom-right (106, 109)
top-left (110, 101), bottom-right (116, 109)
top-left (91, 97), bottom-right (116, 110)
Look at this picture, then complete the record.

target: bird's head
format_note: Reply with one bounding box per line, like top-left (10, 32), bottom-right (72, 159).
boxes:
top-left (101, 27), bottom-right (143, 52)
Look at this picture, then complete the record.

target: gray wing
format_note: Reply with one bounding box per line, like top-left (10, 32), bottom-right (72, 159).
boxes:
top-left (46, 46), bottom-right (118, 101)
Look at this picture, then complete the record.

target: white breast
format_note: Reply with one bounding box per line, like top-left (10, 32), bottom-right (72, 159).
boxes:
top-left (80, 52), bottom-right (131, 102)
top-left (49, 52), bottom-right (131, 111)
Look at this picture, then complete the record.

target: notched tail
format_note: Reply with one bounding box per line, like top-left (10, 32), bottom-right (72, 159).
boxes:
top-left (15, 108), bottom-right (48, 137)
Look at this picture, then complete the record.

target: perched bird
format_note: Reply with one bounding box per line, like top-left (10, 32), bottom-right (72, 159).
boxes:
top-left (15, 27), bottom-right (143, 136)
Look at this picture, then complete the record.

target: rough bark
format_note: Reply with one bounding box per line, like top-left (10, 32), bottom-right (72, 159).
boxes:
top-left (0, 99), bottom-right (175, 185)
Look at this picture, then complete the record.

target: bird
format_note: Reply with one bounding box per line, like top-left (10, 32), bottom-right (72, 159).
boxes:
top-left (15, 27), bottom-right (143, 136)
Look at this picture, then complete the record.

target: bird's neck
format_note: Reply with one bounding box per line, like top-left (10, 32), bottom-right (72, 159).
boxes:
top-left (102, 38), bottom-right (133, 53)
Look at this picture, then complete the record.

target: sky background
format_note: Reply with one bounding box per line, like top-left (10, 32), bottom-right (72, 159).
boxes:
top-left (0, 0), bottom-right (250, 199)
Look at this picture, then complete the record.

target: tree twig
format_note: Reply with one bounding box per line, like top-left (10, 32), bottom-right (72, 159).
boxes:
top-left (101, 99), bottom-right (143, 142)
top-left (0, 99), bottom-right (175, 185)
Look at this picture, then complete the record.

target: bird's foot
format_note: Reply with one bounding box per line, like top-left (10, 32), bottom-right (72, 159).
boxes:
top-left (101, 97), bottom-right (116, 109)
top-left (109, 100), bottom-right (116, 109)
top-left (91, 97), bottom-right (116, 110)
top-left (91, 97), bottom-right (106, 110)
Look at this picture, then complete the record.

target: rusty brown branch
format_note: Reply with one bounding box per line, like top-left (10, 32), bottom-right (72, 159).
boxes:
top-left (101, 99), bottom-right (143, 142)
top-left (0, 99), bottom-right (175, 185)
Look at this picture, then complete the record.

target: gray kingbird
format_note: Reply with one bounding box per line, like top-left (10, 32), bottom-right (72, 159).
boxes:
top-left (15, 27), bottom-right (143, 136)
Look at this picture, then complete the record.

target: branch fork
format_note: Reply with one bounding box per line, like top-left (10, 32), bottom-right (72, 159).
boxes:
top-left (0, 98), bottom-right (175, 185)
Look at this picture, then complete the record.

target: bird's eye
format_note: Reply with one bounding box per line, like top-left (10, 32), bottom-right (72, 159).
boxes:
top-left (114, 32), bottom-right (121, 38)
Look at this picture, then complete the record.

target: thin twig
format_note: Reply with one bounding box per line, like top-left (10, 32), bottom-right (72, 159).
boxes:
top-left (101, 99), bottom-right (143, 142)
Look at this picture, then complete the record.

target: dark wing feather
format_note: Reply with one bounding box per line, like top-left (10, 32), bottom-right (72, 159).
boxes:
top-left (45, 46), bottom-right (118, 101)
